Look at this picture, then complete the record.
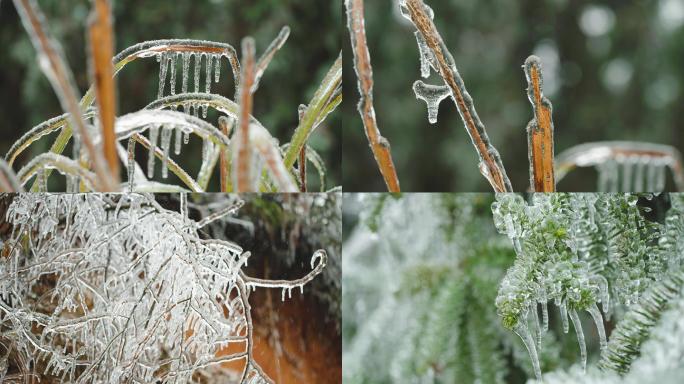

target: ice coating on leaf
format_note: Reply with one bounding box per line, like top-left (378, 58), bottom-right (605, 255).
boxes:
top-left (412, 80), bottom-right (451, 124)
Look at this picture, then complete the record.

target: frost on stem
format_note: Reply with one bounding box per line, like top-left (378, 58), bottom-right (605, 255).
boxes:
top-left (0, 194), bottom-right (327, 383)
top-left (555, 141), bottom-right (684, 192)
top-left (399, 0), bottom-right (512, 192)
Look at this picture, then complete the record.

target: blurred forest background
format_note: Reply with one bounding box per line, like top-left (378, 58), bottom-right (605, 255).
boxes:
top-left (343, 0), bottom-right (684, 191)
top-left (0, 0), bottom-right (341, 190)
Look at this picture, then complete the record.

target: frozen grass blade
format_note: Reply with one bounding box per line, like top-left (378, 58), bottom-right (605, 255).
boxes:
top-left (254, 26), bottom-right (290, 91)
top-left (234, 38), bottom-right (256, 192)
top-left (346, 0), bottom-right (400, 192)
top-left (403, 0), bottom-right (512, 192)
top-left (88, 0), bottom-right (119, 185)
top-left (283, 53), bottom-right (342, 170)
top-left (16, 153), bottom-right (98, 190)
top-left (219, 116), bottom-right (234, 192)
top-left (13, 0), bottom-right (115, 191)
top-left (298, 105), bottom-right (307, 191)
top-left (524, 56), bottom-right (555, 192)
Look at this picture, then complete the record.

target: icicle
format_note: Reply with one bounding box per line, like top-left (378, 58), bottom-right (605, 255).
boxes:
top-left (646, 162), bottom-right (657, 192)
top-left (559, 299), bottom-right (569, 333)
top-left (147, 125), bottom-right (159, 178)
top-left (127, 138), bottom-right (136, 192)
top-left (205, 54), bottom-right (213, 94)
top-left (586, 303), bottom-right (607, 353)
top-left (412, 80), bottom-right (451, 124)
top-left (194, 53), bottom-right (202, 93)
top-left (414, 31), bottom-right (435, 78)
top-left (597, 163), bottom-right (608, 192)
top-left (174, 127), bottom-right (183, 155)
top-left (569, 309), bottom-right (586, 373)
top-left (182, 52), bottom-right (190, 94)
top-left (201, 139), bottom-right (210, 168)
top-left (288, 287), bottom-right (292, 299)
top-left (655, 163), bottom-right (667, 191)
top-left (633, 156), bottom-right (645, 192)
top-left (202, 102), bottom-right (209, 119)
top-left (214, 55), bottom-right (221, 83)
top-left (184, 131), bottom-right (191, 145)
top-left (299, 285), bottom-right (303, 294)
top-left (621, 158), bottom-right (633, 192)
top-left (169, 53), bottom-right (178, 96)
top-left (513, 320), bottom-right (542, 382)
top-left (160, 127), bottom-right (172, 178)
top-left (531, 303), bottom-right (541, 350)
top-left (158, 52), bottom-right (169, 99)
top-left (541, 300), bottom-right (548, 332)
top-left (281, 288), bottom-right (285, 302)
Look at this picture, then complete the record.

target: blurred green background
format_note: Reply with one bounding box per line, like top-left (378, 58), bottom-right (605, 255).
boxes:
top-left (0, 0), bottom-right (341, 190)
top-left (342, 0), bottom-right (684, 191)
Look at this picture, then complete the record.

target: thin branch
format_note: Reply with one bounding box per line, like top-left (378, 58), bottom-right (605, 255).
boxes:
top-left (404, 0), bottom-right (512, 192)
top-left (297, 105), bottom-right (307, 191)
top-left (234, 38), bottom-right (256, 192)
top-left (346, 0), bottom-right (401, 192)
top-left (88, 0), bottom-right (119, 185)
top-left (13, 0), bottom-right (115, 191)
top-left (524, 56), bottom-right (555, 192)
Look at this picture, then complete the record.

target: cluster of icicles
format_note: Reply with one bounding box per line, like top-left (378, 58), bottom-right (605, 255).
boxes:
top-left (596, 156), bottom-right (670, 192)
top-left (511, 285), bottom-right (609, 382)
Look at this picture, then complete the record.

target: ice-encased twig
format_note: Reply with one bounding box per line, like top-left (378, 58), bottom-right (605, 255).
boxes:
top-left (13, 0), bottom-right (115, 191)
top-left (524, 55), bottom-right (555, 192)
top-left (346, 0), bottom-right (401, 192)
top-left (402, 0), bottom-right (512, 192)
top-left (555, 141), bottom-right (684, 191)
top-left (88, 0), bottom-right (119, 185)
top-left (241, 250), bottom-right (327, 291)
top-left (297, 105), bottom-right (308, 192)
top-left (234, 38), bottom-right (256, 192)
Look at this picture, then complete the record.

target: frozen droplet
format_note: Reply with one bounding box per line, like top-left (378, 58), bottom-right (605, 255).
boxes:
top-left (586, 303), bottom-right (607, 353)
top-left (412, 80), bottom-right (451, 124)
top-left (160, 127), bottom-right (172, 178)
top-left (147, 125), bottom-right (159, 178)
top-left (513, 320), bottom-right (542, 382)
top-left (569, 309), bottom-right (587, 372)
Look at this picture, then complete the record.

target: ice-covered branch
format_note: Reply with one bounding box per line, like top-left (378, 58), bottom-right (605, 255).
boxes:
top-left (400, 0), bottom-right (512, 192)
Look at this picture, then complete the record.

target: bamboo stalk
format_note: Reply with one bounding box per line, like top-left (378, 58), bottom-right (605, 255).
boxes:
top-left (88, 0), bottom-right (119, 185)
top-left (13, 0), bottom-right (115, 191)
top-left (234, 38), bottom-right (256, 192)
top-left (346, 0), bottom-right (401, 192)
top-left (524, 56), bottom-right (555, 192)
top-left (404, 0), bottom-right (512, 192)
